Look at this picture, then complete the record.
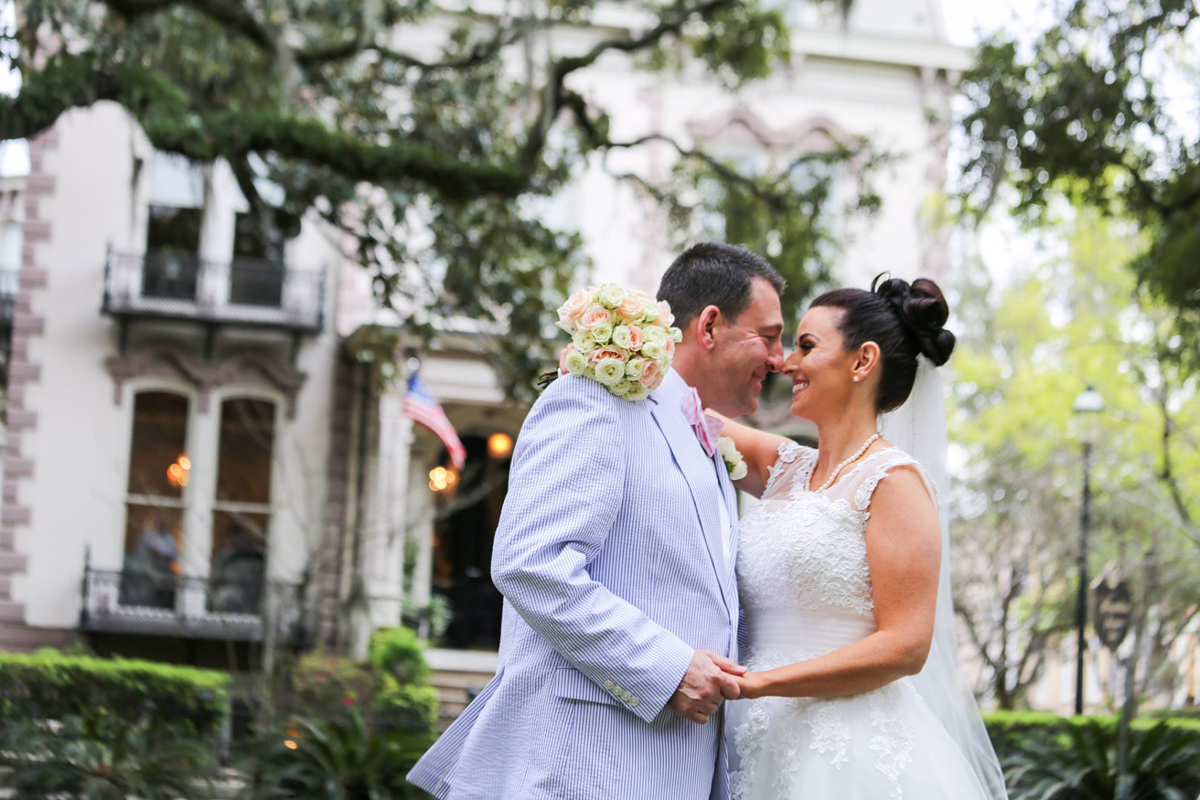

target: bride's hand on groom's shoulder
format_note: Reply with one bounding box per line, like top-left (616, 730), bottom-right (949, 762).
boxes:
top-left (668, 650), bottom-right (747, 725)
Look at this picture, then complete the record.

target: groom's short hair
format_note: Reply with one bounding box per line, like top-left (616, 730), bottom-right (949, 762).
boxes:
top-left (657, 243), bottom-right (785, 328)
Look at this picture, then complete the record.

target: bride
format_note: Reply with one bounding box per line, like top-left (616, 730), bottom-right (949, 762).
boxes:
top-left (718, 276), bottom-right (1008, 799)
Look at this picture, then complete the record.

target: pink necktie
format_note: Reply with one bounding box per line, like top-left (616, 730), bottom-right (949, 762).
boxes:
top-left (680, 387), bottom-right (724, 458)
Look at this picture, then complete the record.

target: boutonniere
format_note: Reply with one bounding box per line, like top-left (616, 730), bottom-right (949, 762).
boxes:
top-left (551, 283), bottom-right (683, 402)
top-left (718, 437), bottom-right (748, 480)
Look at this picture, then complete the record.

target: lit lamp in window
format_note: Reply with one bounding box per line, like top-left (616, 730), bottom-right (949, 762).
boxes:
top-left (429, 465), bottom-right (459, 494)
top-left (487, 432), bottom-right (514, 460)
top-left (166, 454), bottom-right (191, 488)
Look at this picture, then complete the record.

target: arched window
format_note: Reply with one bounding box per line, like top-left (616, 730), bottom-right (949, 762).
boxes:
top-left (120, 391), bottom-right (189, 609)
top-left (209, 397), bottom-right (275, 613)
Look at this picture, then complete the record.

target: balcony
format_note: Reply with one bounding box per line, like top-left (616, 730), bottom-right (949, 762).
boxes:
top-left (79, 565), bottom-right (304, 643)
top-left (102, 250), bottom-right (325, 334)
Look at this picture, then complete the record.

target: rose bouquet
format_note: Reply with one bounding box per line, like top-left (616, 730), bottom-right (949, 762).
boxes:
top-left (555, 283), bottom-right (683, 401)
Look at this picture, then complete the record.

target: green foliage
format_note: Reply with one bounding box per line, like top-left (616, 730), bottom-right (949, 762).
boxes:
top-left (291, 629), bottom-right (439, 732)
top-left (1, 0), bottom-right (875, 395)
top-left (0, 714), bottom-right (217, 800)
top-left (993, 717), bottom-right (1200, 800)
top-left (368, 626), bottom-right (430, 686)
top-left (245, 709), bottom-right (432, 799)
top-left (293, 653), bottom-right (378, 709)
top-left (949, 204), bottom-right (1200, 709)
top-left (0, 649), bottom-right (231, 742)
top-left (958, 0), bottom-right (1200, 346)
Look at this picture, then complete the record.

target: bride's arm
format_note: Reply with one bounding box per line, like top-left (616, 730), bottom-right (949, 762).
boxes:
top-left (706, 412), bottom-right (792, 498)
top-left (735, 467), bottom-right (942, 698)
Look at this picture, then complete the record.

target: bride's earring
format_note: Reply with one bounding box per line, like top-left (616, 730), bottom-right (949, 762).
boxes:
top-left (852, 376), bottom-right (860, 383)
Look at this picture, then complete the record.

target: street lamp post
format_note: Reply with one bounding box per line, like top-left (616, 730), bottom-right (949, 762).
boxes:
top-left (1073, 385), bottom-right (1105, 715)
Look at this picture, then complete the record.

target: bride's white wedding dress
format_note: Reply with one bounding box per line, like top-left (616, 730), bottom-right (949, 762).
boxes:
top-left (727, 441), bottom-right (994, 800)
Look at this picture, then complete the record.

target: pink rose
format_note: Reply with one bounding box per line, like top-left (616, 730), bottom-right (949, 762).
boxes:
top-left (588, 346), bottom-right (628, 365)
top-left (665, 338), bottom-right (675, 358)
top-left (558, 343), bottom-right (576, 374)
top-left (557, 290), bottom-right (593, 327)
top-left (657, 301), bottom-right (675, 327)
top-left (616, 296), bottom-right (643, 322)
top-left (626, 326), bottom-right (644, 351)
top-left (639, 359), bottom-right (661, 388)
top-left (579, 304), bottom-right (612, 330)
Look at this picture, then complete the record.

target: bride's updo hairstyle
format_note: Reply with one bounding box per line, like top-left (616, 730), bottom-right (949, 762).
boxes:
top-left (810, 274), bottom-right (956, 413)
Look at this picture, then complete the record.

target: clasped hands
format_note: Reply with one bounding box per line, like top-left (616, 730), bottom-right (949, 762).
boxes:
top-left (667, 649), bottom-right (752, 725)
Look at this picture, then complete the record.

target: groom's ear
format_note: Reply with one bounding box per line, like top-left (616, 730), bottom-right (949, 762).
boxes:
top-left (695, 305), bottom-right (722, 351)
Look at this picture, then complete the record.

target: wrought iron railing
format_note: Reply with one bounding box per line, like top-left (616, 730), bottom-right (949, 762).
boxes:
top-left (102, 250), bottom-right (325, 332)
top-left (79, 564), bottom-right (305, 643)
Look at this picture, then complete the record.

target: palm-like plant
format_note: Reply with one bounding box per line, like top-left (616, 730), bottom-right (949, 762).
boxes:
top-left (1004, 720), bottom-right (1200, 800)
top-left (245, 708), bottom-right (433, 799)
top-left (0, 714), bottom-right (215, 799)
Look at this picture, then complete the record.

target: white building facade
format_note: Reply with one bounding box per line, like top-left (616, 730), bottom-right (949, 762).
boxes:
top-left (0, 1), bottom-right (967, 689)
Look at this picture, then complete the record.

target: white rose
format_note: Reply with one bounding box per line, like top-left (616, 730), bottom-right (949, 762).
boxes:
top-left (625, 357), bottom-right (646, 380)
top-left (611, 325), bottom-right (634, 350)
top-left (624, 383), bottom-right (650, 401)
top-left (573, 330), bottom-right (596, 353)
top-left (598, 284), bottom-right (626, 309)
top-left (669, 326), bottom-right (683, 343)
top-left (642, 325), bottom-right (668, 346)
top-left (564, 349), bottom-right (588, 376)
top-left (729, 460), bottom-right (748, 481)
top-left (717, 437), bottom-right (740, 462)
top-left (640, 341), bottom-right (665, 360)
top-left (590, 322), bottom-right (614, 345)
top-left (609, 379), bottom-right (632, 397)
top-left (593, 358), bottom-right (626, 386)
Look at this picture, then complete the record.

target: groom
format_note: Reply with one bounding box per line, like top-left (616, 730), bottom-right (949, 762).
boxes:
top-left (407, 243), bottom-right (786, 799)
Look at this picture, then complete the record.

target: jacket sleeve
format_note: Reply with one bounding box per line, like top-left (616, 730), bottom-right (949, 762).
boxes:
top-left (491, 376), bottom-right (695, 724)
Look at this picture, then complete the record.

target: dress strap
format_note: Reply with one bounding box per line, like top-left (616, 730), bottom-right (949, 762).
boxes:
top-left (763, 440), bottom-right (812, 498)
top-left (850, 451), bottom-right (935, 512)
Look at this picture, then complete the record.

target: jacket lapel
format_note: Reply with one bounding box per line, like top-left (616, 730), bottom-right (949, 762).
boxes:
top-left (650, 401), bottom-right (735, 618)
top-left (717, 459), bottom-right (740, 592)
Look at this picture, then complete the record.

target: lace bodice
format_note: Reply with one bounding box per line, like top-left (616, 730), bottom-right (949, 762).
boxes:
top-left (737, 441), bottom-right (935, 620)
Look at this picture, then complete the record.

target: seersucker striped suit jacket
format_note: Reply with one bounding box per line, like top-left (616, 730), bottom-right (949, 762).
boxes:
top-left (407, 371), bottom-right (742, 799)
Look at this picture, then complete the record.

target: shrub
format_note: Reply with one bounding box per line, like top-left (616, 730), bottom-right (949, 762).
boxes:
top-left (290, 633), bottom-right (439, 735)
top-left (0, 714), bottom-right (216, 799)
top-left (374, 679), bottom-right (440, 732)
top-left (292, 652), bottom-right (376, 709)
top-left (243, 709), bottom-right (433, 799)
top-left (369, 626), bottom-right (431, 686)
top-left (0, 650), bottom-right (230, 742)
top-left (983, 712), bottom-right (1200, 799)
top-left (1001, 719), bottom-right (1200, 799)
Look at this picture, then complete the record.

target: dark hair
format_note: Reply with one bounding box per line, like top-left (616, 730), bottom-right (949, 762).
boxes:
top-left (656, 243), bottom-right (785, 329)
top-left (810, 274), bottom-right (955, 413)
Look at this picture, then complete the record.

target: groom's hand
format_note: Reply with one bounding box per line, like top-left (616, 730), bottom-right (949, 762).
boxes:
top-left (668, 650), bottom-right (747, 724)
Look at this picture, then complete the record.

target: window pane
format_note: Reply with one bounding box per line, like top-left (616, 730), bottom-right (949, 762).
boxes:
top-left (231, 214), bottom-right (285, 307)
top-left (146, 205), bottom-right (202, 253)
top-left (120, 504), bottom-right (182, 609)
top-left (215, 398), bottom-right (275, 504)
top-left (232, 213), bottom-right (283, 260)
top-left (144, 206), bottom-right (202, 301)
top-left (127, 392), bottom-right (190, 498)
top-left (209, 510), bottom-right (268, 613)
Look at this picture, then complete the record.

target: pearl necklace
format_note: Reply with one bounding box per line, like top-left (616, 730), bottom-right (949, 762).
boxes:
top-left (807, 432), bottom-right (882, 493)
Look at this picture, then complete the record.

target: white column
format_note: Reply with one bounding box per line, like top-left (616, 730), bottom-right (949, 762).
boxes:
top-left (407, 451), bottom-right (436, 638)
top-left (179, 394), bottom-right (219, 616)
top-left (364, 386), bottom-right (414, 630)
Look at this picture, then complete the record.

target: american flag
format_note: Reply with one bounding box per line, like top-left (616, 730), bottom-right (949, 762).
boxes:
top-left (403, 372), bottom-right (466, 470)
